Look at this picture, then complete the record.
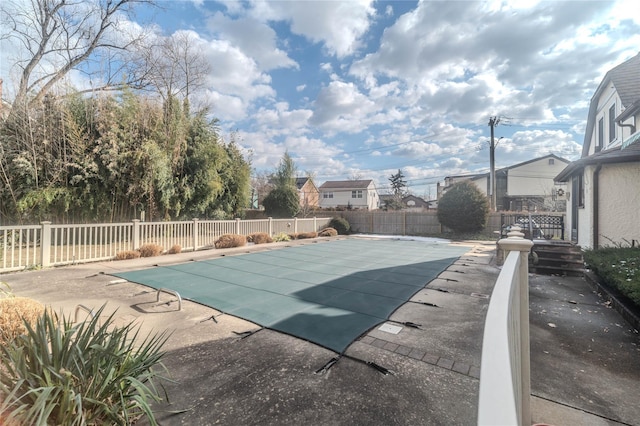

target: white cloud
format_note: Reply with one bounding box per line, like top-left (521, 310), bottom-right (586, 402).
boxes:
top-left (207, 12), bottom-right (298, 71)
top-left (310, 80), bottom-right (379, 133)
top-left (243, 0), bottom-right (376, 58)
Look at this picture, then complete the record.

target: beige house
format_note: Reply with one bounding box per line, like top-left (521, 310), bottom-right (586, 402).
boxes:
top-left (318, 180), bottom-right (379, 210)
top-left (555, 52), bottom-right (640, 248)
top-left (295, 177), bottom-right (319, 209)
top-left (439, 154), bottom-right (570, 211)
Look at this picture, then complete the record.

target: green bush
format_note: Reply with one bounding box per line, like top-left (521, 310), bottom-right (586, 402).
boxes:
top-left (437, 181), bottom-right (489, 233)
top-left (0, 305), bottom-right (168, 425)
top-left (262, 187), bottom-right (300, 218)
top-left (583, 246), bottom-right (640, 307)
top-left (328, 217), bottom-right (350, 235)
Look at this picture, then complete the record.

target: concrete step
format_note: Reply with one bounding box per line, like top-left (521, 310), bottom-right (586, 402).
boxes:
top-left (530, 242), bottom-right (584, 276)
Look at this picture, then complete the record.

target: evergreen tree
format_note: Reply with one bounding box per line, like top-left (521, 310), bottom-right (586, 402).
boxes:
top-left (263, 152), bottom-right (299, 218)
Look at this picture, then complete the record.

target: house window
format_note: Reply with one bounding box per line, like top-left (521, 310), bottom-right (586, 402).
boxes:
top-left (548, 159), bottom-right (555, 165)
top-left (323, 192), bottom-right (333, 199)
top-left (609, 103), bottom-right (616, 142)
top-left (351, 190), bottom-right (363, 198)
top-left (597, 117), bottom-right (604, 151)
top-left (578, 174), bottom-right (584, 208)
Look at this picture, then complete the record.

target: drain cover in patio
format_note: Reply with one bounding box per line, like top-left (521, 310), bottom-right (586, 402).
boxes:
top-left (113, 238), bottom-right (469, 353)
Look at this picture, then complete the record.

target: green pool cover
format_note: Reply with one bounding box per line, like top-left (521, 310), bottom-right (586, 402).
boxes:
top-left (113, 238), bottom-right (469, 353)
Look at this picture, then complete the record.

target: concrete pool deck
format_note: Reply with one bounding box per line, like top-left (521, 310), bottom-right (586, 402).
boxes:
top-left (2, 236), bottom-right (639, 425)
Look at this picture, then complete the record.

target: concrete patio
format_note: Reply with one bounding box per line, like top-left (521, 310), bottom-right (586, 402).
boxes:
top-left (1, 237), bottom-right (639, 425)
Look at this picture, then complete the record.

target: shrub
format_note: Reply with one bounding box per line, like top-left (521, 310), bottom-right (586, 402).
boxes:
top-left (583, 246), bottom-right (640, 307)
top-left (115, 250), bottom-right (141, 260)
top-left (214, 234), bottom-right (247, 249)
top-left (262, 187), bottom-right (300, 218)
top-left (0, 305), bottom-right (168, 425)
top-left (437, 181), bottom-right (489, 233)
top-left (0, 297), bottom-right (45, 346)
top-left (318, 227), bottom-right (338, 237)
top-left (328, 217), bottom-right (350, 235)
top-left (167, 244), bottom-right (182, 254)
top-left (247, 232), bottom-right (273, 244)
top-left (139, 244), bottom-right (164, 257)
top-left (273, 232), bottom-right (291, 242)
top-left (296, 231), bottom-right (318, 239)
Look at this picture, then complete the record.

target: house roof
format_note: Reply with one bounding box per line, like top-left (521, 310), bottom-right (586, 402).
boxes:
top-left (295, 177), bottom-right (318, 191)
top-left (582, 52), bottom-right (640, 158)
top-left (555, 138), bottom-right (640, 182)
top-left (319, 179), bottom-right (374, 190)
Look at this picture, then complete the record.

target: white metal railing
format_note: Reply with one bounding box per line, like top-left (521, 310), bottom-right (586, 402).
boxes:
top-left (0, 217), bottom-right (333, 273)
top-left (1, 225), bottom-right (42, 272)
top-left (49, 222), bottom-right (134, 266)
top-left (478, 227), bottom-right (534, 426)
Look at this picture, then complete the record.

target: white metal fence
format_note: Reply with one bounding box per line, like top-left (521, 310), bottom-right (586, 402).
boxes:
top-left (478, 227), bottom-right (534, 426)
top-left (1, 217), bottom-right (332, 273)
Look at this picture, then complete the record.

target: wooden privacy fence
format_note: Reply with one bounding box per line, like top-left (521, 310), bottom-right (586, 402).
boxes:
top-left (340, 210), bottom-right (565, 240)
top-left (340, 211), bottom-right (505, 236)
top-left (1, 217), bottom-right (332, 273)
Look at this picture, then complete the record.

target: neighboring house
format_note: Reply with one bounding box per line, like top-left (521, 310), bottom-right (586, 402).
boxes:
top-left (295, 177), bottom-right (319, 209)
top-left (403, 194), bottom-right (430, 210)
top-left (438, 173), bottom-right (488, 199)
top-left (439, 154), bottom-right (570, 212)
top-left (380, 194), bottom-right (431, 210)
top-left (318, 180), bottom-right (379, 210)
top-left (555, 52), bottom-right (640, 249)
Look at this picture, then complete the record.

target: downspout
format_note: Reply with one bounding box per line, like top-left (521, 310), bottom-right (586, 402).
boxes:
top-left (616, 117), bottom-right (636, 134)
top-left (593, 165), bottom-right (602, 248)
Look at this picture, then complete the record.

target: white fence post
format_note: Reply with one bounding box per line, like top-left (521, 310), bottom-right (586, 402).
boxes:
top-left (294, 217), bottom-right (298, 234)
top-left (193, 218), bottom-right (199, 250)
top-left (268, 217), bottom-right (273, 236)
top-left (314, 216), bottom-right (317, 231)
top-left (40, 221), bottom-right (51, 268)
top-left (235, 218), bottom-right (241, 235)
top-left (132, 219), bottom-right (140, 249)
top-left (499, 227), bottom-right (533, 426)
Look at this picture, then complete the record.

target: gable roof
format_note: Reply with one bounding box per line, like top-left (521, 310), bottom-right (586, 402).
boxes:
top-left (295, 177), bottom-right (318, 191)
top-left (582, 52), bottom-right (640, 157)
top-left (555, 138), bottom-right (640, 182)
top-left (319, 180), bottom-right (374, 190)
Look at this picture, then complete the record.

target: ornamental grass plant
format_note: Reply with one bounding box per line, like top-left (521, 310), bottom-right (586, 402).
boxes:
top-left (0, 305), bottom-right (169, 425)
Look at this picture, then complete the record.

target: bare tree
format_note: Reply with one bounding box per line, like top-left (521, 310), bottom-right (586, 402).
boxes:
top-left (1, 0), bottom-right (154, 109)
top-left (134, 30), bottom-right (211, 111)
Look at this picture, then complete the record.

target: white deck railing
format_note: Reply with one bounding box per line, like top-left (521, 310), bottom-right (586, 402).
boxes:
top-left (478, 227), bottom-right (534, 426)
top-left (0, 217), bottom-right (332, 272)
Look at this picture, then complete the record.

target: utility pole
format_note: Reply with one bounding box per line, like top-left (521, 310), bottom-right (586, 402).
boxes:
top-left (489, 116), bottom-right (500, 211)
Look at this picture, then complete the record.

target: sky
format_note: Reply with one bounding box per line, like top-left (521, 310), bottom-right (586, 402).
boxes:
top-left (2, 0), bottom-right (639, 199)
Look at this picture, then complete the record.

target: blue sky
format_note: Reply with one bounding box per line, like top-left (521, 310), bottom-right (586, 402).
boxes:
top-left (2, 0), bottom-right (639, 199)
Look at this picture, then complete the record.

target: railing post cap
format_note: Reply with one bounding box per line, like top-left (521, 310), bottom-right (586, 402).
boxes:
top-left (193, 218), bottom-right (199, 221)
top-left (498, 232), bottom-right (534, 252)
top-left (132, 219), bottom-right (140, 223)
top-left (40, 221), bottom-right (52, 225)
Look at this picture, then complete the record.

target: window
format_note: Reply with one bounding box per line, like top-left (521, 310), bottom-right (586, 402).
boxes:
top-left (609, 103), bottom-right (616, 142)
top-left (597, 117), bottom-right (604, 151)
top-left (323, 192), bottom-right (333, 199)
top-left (351, 190), bottom-right (363, 198)
top-left (578, 174), bottom-right (584, 208)
top-left (548, 159), bottom-right (555, 165)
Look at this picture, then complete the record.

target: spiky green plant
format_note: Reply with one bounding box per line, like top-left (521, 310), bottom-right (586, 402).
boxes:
top-left (0, 305), bottom-right (169, 425)
top-left (273, 232), bottom-right (291, 242)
